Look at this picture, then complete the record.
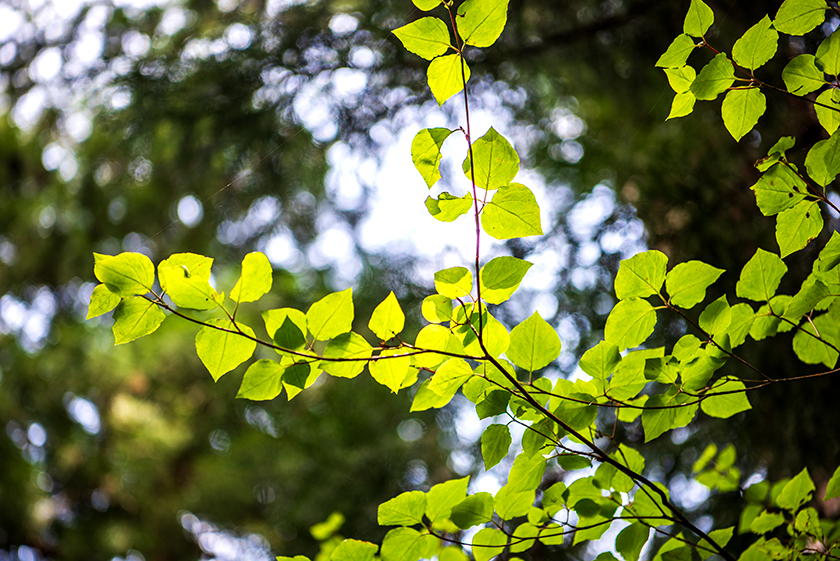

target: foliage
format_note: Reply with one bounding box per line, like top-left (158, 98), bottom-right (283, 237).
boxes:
top-left (82, 2), bottom-right (840, 561)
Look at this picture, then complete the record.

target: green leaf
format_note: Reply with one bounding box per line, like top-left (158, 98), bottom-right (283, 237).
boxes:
top-left (411, 128), bottom-right (455, 188)
top-left (369, 348), bottom-right (411, 394)
top-left (493, 484), bottom-right (534, 520)
top-left (392, 17), bottom-right (451, 60)
top-left (456, 0), bottom-right (509, 48)
top-left (750, 163), bottom-right (807, 216)
top-left (307, 288), bottom-right (354, 341)
top-left (605, 298), bottom-right (657, 351)
top-left (701, 379), bottom-right (751, 418)
top-left (579, 341), bottom-right (621, 388)
top-left (610, 445), bottom-right (646, 493)
top-left (230, 251), bottom-right (272, 304)
top-left (426, 192), bottom-right (473, 222)
top-left (783, 279), bottom-right (829, 322)
top-left (642, 393), bottom-right (696, 442)
top-left (552, 393), bottom-right (597, 432)
top-left (426, 477), bottom-right (469, 523)
top-left (722, 88), bottom-right (766, 142)
top-left (690, 53), bottom-right (735, 100)
top-left (479, 256), bottom-right (532, 305)
top-left (378, 490), bottom-right (427, 526)
top-left (481, 183), bottom-right (542, 239)
top-left (428, 358), bottom-right (473, 398)
top-left (427, 54), bottom-right (469, 106)
top-left (413, 324), bottom-right (464, 369)
top-left (667, 91), bottom-right (696, 120)
top-left (805, 131), bottom-right (840, 186)
top-left (666, 261), bottom-right (725, 308)
top-left (726, 303), bottom-right (756, 347)
top-left (195, 319), bottom-right (257, 381)
top-left (158, 253), bottom-right (222, 310)
top-left (824, 465), bottom-right (840, 500)
top-left (506, 452), bottom-right (546, 493)
top-left (421, 294), bottom-right (453, 323)
top-left (616, 523), bottom-right (650, 561)
top-left (450, 493), bottom-right (494, 528)
top-left (631, 482), bottom-right (671, 520)
top-left (699, 295), bottom-right (732, 334)
top-left (732, 16), bottom-right (778, 70)
top-left (736, 248), bottom-right (787, 302)
top-left (782, 54), bottom-right (826, 95)
top-left (237, 359), bottom-right (286, 401)
top-left (369, 292), bottom-right (405, 341)
top-left (86, 284), bottom-right (121, 319)
top-left (310, 511), bottom-right (345, 540)
top-left (112, 296), bottom-right (166, 345)
top-left (411, 378), bottom-right (456, 411)
top-left (321, 332), bottom-right (373, 378)
top-left (94, 252), bottom-right (155, 296)
top-left (510, 522), bottom-right (540, 552)
top-left (380, 528), bottom-right (437, 561)
top-left (777, 468), bottom-right (815, 510)
top-left (683, 0), bottom-right (714, 37)
top-left (472, 528), bottom-right (507, 561)
top-left (463, 127), bottom-right (519, 191)
top-left (750, 511), bottom-right (786, 534)
top-left (330, 540), bottom-right (378, 561)
top-left (657, 35), bottom-right (696, 68)
top-left (615, 250), bottom-right (668, 300)
top-left (776, 200), bottom-right (823, 258)
top-left (413, 0), bottom-right (441, 10)
top-left (481, 424), bottom-right (512, 470)
top-left (774, 0), bottom-right (826, 35)
top-left (608, 352), bottom-right (647, 401)
top-left (817, 29), bottom-right (840, 75)
top-left (434, 267), bottom-right (473, 299)
top-left (263, 308), bottom-right (307, 342)
top-left (815, 88), bottom-right (840, 134)
top-left (506, 312), bottom-right (561, 371)
top-left (792, 314), bottom-right (839, 368)
top-left (664, 66), bottom-right (696, 93)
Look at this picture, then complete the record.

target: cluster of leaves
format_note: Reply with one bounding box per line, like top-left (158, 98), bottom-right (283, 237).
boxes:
top-left (87, 1), bottom-right (840, 561)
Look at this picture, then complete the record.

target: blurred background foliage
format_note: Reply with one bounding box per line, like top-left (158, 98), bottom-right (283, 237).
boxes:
top-left (1, 0), bottom-right (839, 560)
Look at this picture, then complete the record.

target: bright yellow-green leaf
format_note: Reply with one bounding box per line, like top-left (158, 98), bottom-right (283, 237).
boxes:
top-left (699, 295), bottom-right (732, 334)
top-left (321, 332), bottom-right (373, 378)
top-left (783, 54), bottom-right (826, 95)
top-left (805, 131), bottom-right (840, 186)
top-left (691, 53), bottom-right (735, 100)
top-left (615, 250), bottom-right (668, 300)
top-left (776, 200), bottom-right (823, 257)
top-left (158, 253), bottom-right (222, 310)
top-left (667, 91), bottom-right (696, 120)
top-left (493, 484), bottom-right (533, 520)
top-left (283, 364), bottom-right (319, 399)
top-left (664, 66), bottom-right (696, 93)
top-left (310, 512), bottom-right (345, 540)
top-left (783, 279), bottom-right (829, 322)
top-left (369, 348), bottom-right (411, 394)
top-left (456, 0), bottom-right (509, 48)
top-left (411, 378), bottom-right (456, 411)
top-left (450, 493), bottom-right (494, 528)
top-left (236, 359), bottom-right (286, 401)
top-left (452, 304), bottom-right (510, 358)
top-left (824, 465), bottom-right (840, 500)
top-left (392, 17), bottom-right (451, 60)
top-left (774, 0), bottom-right (826, 35)
top-left (427, 54), bottom-right (469, 106)
top-left (472, 528), bottom-right (507, 561)
top-left (425, 477), bottom-right (469, 523)
top-left (750, 511), bottom-right (786, 534)
top-left (732, 16), bottom-right (778, 70)
top-left (411, 127), bottom-right (455, 188)
top-left (421, 294), bottom-right (453, 323)
top-left (195, 319), bottom-right (257, 381)
top-left (86, 284), bottom-right (121, 319)
top-left (817, 28), bottom-right (840, 75)
top-left (751, 163), bottom-right (808, 216)
top-left (605, 298), bottom-right (656, 350)
top-left (262, 308), bottom-right (308, 351)
top-left (413, 324), bottom-right (464, 369)
top-left (230, 251), bottom-right (272, 304)
top-left (722, 87), bottom-right (766, 141)
top-left (479, 256), bottom-right (532, 305)
top-left (481, 423), bottom-right (511, 470)
top-left (434, 267), bottom-right (472, 299)
top-left (425, 192), bottom-right (473, 222)
top-left (378, 490), bottom-right (426, 526)
top-left (579, 340), bottom-right (621, 388)
top-left (369, 291), bottom-right (405, 341)
top-left (462, 127), bottom-right (519, 190)
top-left (94, 252), bottom-right (154, 296)
top-left (307, 288), bottom-right (354, 341)
top-left (330, 540), bottom-right (378, 561)
top-left (481, 183), bottom-right (542, 239)
top-left (428, 358), bottom-right (473, 398)
top-left (413, 0), bottom-right (441, 10)
top-left (726, 303), bottom-right (756, 348)
top-left (701, 378), bottom-right (751, 418)
top-left (666, 260), bottom-right (724, 309)
top-left (683, 0), bottom-right (714, 36)
top-left (736, 248), bottom-right (787, 302)
top-left (616, 523), bottom-right (650, 561)
top-left (815, 88), bottom-right (840, 134)
top-left (656, 34), bottom-right (696, 68)
top-left (112, 296), bottom-right (166, 345)
top-left (380, 528), bottom-right (437, 561)
top-left (777, 468), bottom-right (815, 510)
top-left (507, 312), bottom-right (561, 371)
top-left (793, 314), bottom-right (839, 368)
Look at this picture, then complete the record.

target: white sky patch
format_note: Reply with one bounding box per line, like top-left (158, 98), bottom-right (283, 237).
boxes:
top-left (29, 47), bottom-right (62, 83)
top-left (0, 6), bottom-right (25, 42)
top-left (224, 23), bottom-right (253, 50)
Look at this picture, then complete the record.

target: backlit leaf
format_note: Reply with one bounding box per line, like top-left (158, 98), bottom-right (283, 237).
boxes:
top-left (463, 127), bottom-right (519, 190)
top-left (450, 493), bottom-right (494, 528)
top-left (369, 348), bottom-right (411, 394)
top-left (666, 260), bottom-right (724, 308)
top-left (605, 298), bottom-right (657, 350)
top-left (411, 127), bottom-right (455, 188)
top-left (472, 528), bottom-right (506, 561)
top-left (307, 288), bottom-right (354, 341)
top-left (732, 16), bottom-right (778, 70)
top-left (426, 192), bottom-right (473, 222)
top-left (413, 324), bottom-right (464, 369)
top-left (112, 296), bottom-right (166, 345)
top-left (86, 284), bottom-right (121, 319)
top-left (792, 314), bottom-right (839, 368)
top-left (736, 249), bottom-right (787, 302)
top-left (421, 294), bottom-right (453, 323)
top-left (427, 54), bottom-right (469, 106)
top-left (481, 424), bottom-right (512, 470)
top-left (690, 53), bottom-right (735, 100)
top-left (230, 251), bottom-right (272, 304)
top-left (378, 490), bottom-right (426, 526)
top-left (392, 17), bottom-right (451, 60)
top-left (824, 465), bottom-right (840, 500)
top-left (579, 340), bottom-right (621, 388)
top-left (195, 319), bottom-right (257, 381)
top-left (94, 252), bottom-right (154, 296)
top-left (722, 88), bottom-right (766, 142)
top-left (479, 256), bottom-right (532, 305)
top-left (456, 0), bottom-right (509, 48)
top-left (815, 88), bottom-right (840, 134)
top-left (426, 477), bottom-right (469, 523)
top-left (683, 0), bottom-right (714, 37)
top-left (777, 468), bottom-right (815, 510)
top-left (369, 292), bottom-right (405, 341)
top-left (413, 0), bottom-right (441, 9)
top-left (236, 359), bottom-right (286, 401)
top-left (380, 528), bottom-right (437, 561)
top-left (774, 0), bottom-right (826, 35)
top-left (656, 34), bottom-right (696, 68)
top-left (776, 200), bottom-right (823, 257)
top-left (158, 253), bottom-right (221, 310)
top-left (667, 91), bottom-right (696, 120)
top-left (434, 267), bottom-right (473, 299)
top-left (481, 183), bottom-right (542, 239)
top-left (411, 379), bottom-right (456, 411)
top-left (664, 66), bottom-right (696, 93)
top-left (616, 523), bottom-right (650, 561)
top-left (330, 540), bottom-right (378, 561)
top-left (701, 379), bottom-right (751, 418)
top-left (750, 163), bottom-right (807, 216)
top-left (321, 332), bottom-right (373, 378)
top-left (805, 131), bottom-right (840, 186)
top-left (817, 28), bottom-right (840, 75)
top-left (615, 250), bottom-right (668, 300)
top-left (699, 295), bottom-right (732, 334)
top-left (782, 54), bottom-right (825, 95)
top-left (428, 358), bottom-right (473, 398)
